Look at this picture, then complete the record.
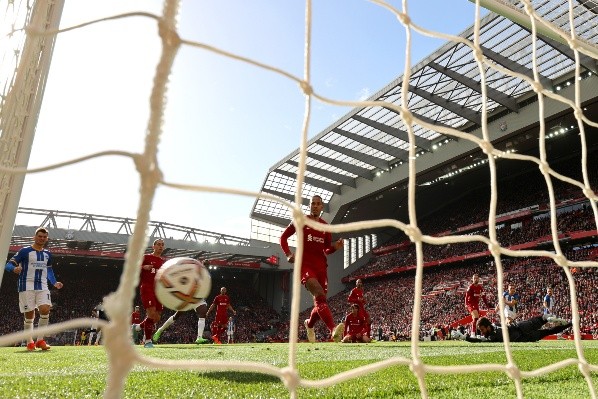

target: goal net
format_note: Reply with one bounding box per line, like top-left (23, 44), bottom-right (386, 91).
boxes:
top-left (0, 0), bottom-right (597, 398)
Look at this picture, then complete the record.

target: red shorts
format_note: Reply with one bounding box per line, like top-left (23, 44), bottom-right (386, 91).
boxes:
top-left (301, 267), bottom-right (328, 294)
top-left (215, 314), bottom-right (228, 326)
top-left (140, 287), bottom-right (163, 312)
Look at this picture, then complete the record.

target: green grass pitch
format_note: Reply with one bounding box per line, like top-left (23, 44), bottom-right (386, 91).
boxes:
top-left (1, 340), bottom-right (597, 398)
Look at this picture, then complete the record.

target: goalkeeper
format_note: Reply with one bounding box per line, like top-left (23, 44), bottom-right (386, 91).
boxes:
top-left (453, 314), bottom-right (571, 343)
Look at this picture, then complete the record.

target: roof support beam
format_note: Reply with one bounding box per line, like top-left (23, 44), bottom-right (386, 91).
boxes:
top-left (480, 45), bottom-right (552, 88)
top-left (250, 212), bottom-right (291, 227)
top-left (408, 84), bottom-right (482, 125)
top-left (428, 61), bottom-right (520, 112)
top-left (286, 160), bottom-right (356, 187)
top-left (317, 141), bottom-right (389, 170)
top-left (274, 169), bottom-right (342, 194)
top-left (333, 128), bottom-right (408, 160)
top-left (261, 188), bottom-right (330, 213)
top-left (379, 107), bottom-right (453, 145)
top-left (332, 128), bottom-right (409, 160)
top-left (307, 152), bottom-right (373, 180)
top-left (352, 114), bottom-right (432, 151)
top-left (532, 31), bottom-right (598, 75)
top-left (578, 0), bottom-right (598, 15)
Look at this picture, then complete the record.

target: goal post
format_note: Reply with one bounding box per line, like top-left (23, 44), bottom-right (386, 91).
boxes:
top-left (0, 0), bottom-right (65, 288)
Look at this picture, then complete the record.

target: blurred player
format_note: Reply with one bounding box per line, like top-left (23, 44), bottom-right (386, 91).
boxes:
top-left (543, 286), bottom-right (555, 315)
top-left (130, 305), bottom-right (141, 344)
top-left (4, 227), bottom-right (63, 351)
top-left (341, 304), bottom-right (370, 343)
top-left (206, 286), bottom-right (236, 344)
top-left (348, 279), bottom-right (371, 338)
top-left (153, 260), bottom-right (210, 344)
top-left (132, 239), bottom-right (165, 348)
top-left (464, 273), bottom-right (491, 336)
top-left (454, 314), bottom-right (571, 343)
top-left (280, 195), bottom-right (344, 343)
top-left (502, 284), bottom-right (520, 325)
top-left (226, 316), bottom-right (235, 344)
top-left (153, 300), bottom-right (209, 344)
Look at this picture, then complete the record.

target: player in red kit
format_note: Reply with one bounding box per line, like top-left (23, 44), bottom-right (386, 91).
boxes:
top-left (341, 304), bottom-right (371, 343)
top-left (280, 195), bottom-right (344, 343)
top-left (206, 286), bottom-right (236, 344)
top-left (132, 239), bottom-right (165, 348)
top-left (464, 273), bottom-right (491, 337)
top-left (348, 279), bottom-right (371, 339)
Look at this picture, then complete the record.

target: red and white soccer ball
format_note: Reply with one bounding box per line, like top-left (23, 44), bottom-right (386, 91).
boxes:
top-left (154, 257), bottom-right (211, 311)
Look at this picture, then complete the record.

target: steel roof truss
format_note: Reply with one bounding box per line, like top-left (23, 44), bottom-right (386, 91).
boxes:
top-left (307, 152), bottom-right (373, 180)
top-left (408, 84), bottom-right (482, 125)
top-left (333, 127), bottom-right (408, 160)
top-left (351, 114), bottom-right (432, 151)
top-left (286, 160), bottom-right (357, 187)
top-left (317, 141), bottom-right (389, 170)
top-left (274, 169), bottom-right (341, 194)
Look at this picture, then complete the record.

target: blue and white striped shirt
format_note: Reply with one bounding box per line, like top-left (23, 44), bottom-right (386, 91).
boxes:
top-left (6, 246), bottom-right (56, 292)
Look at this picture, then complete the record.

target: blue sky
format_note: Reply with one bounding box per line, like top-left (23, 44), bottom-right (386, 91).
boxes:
top-left (17, 0), bottom-right (482, 238)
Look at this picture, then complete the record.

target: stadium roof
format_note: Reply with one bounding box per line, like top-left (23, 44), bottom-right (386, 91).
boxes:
top-left (10, 208), bottom-right (280, 269)
top-left (250, 1), bottom-right (598, 230)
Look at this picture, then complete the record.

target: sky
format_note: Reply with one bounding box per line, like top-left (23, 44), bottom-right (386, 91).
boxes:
top-left (15, 0), bottom-right (483, 238)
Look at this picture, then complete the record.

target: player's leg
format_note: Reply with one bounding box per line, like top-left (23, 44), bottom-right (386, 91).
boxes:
top-left (153, 310), bottom-right (182, 342)
top-left (470, 308), bottom-right (479, 336)
top-left (194, 302), bottom-right (209, 344)
top-left (19, 291), bottom-right (36, 350)
top-left (305, 278), bottom-right (334, 331)
top-left (35, 291), bottom-right (52, 350)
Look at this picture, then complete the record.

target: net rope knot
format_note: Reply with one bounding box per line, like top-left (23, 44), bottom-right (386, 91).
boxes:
top-left (404, 225), bottom-right (422, 243)
top-left (506, 363), bottom-right (521, 381)
top-left (488, 241), bottom-right (501, 257)
top-left (480, 141), bottom-right (494, 155)
top-left (397, 12), bottom-right (411, 27)
top-left (538, 161), bottom-right (550, 175)
top-left (299, 80), bottom-right (313, 96)
top-left (554, 254), bottom-right (567, 267)
top-left (158, 20), bottom-right (181, 48)
top-left (279, 367), bottom-right (299, 391)
top-left (530, 80), bottom-right (544, 94)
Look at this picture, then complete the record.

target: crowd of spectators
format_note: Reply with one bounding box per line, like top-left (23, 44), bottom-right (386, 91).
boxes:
top-left (0, 265), bottom-right (280, 345)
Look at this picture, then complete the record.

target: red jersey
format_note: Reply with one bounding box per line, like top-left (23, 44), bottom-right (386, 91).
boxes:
top-left (212, 294), bottom-right (231, 318)
top-left (131, 311), bottom-right (141, 325)
top-left (139, 254), bottom-right (165, 289)
top-left (280, 217), bottom-right (336, 270)
top-left (465, 283), bottom-right (488, 308)
top-left (343, 312), bottom-right (366, 336)
top-left (348, 287), bottom-right (365, 311)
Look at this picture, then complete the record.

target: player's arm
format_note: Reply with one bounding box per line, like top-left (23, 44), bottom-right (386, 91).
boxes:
top-left (280, 224), bottom-right (296, 263)
top-left (4, 259), bottom-right (19, 274)
top-left (227, 304), bottom-right (236, 315)
top-left (324, 233), bottom-right (343, 255)
top-left (464, 335), bottom-right (489, 343)
top-left (46, 267), bottom-right (63, 289)
top-left (464, 286), bottom-right (472, 304)
top-left (206, 302), bottom-right (216, 316)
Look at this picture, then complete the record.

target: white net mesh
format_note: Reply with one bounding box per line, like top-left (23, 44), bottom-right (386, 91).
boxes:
top-left (0, 0), bottom-right (597, 398)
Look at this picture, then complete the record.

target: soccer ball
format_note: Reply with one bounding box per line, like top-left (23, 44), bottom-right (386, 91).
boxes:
top-left (154, 257), bottom-right (211, 311)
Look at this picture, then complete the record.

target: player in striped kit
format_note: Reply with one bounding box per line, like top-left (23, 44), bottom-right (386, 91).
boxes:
top-left (4, 227), bottom-right (63, 351)
top-left (543, 286), bottom-right (555, 315)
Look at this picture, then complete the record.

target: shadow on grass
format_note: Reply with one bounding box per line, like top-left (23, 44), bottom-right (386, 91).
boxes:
top-left (201, 371), bottom-right (281, 384)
